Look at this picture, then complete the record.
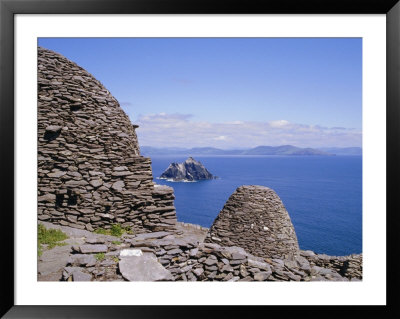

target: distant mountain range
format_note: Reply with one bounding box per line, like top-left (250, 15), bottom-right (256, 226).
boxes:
top-left (140, 145), bottom-right (362, 156)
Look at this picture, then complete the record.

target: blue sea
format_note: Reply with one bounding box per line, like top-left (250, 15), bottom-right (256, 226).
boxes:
top-left (150, 156), bottom-right (362, 256)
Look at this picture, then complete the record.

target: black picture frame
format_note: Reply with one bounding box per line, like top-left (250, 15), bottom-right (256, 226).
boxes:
top-left (1, 0), bottom-right (399, 318)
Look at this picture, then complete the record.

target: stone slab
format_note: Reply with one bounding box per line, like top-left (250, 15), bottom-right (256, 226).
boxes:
top-left (79, 244), bottom-right (108, 254)
top-left (119, 253), bottom-right (174, 281)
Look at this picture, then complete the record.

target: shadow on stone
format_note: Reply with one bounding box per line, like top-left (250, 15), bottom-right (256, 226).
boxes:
top-left (43, 130), bottom-right (61, 141)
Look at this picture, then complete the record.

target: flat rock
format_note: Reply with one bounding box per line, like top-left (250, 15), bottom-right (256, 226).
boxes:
top-left (45, 125), bottom-right (62, 133)
top-left (38, 194), bottom-right (56, 202)
top-left (248, 258), bottom-right (271, 271)
top-left (166, 248), bottom-right (182, 255)
top-left (112, 180), bottom-right (125, 191)
top-left (150, 238), bottom-right (193, 248)
top-left (133, 231), bottom-right (171, 241)
top-left (68, 254), bottom-right (96, 267)
top-left (119, 254), bottom-right (174, 281)
top-left (113, 166), bottom-right (128, 171)
top-left (72, 270), bottom-right (92, 281)
top-left (79, 244), bottom-right (108, 254)
top-left (89, 179), bottom-right (103, 188)
top-left (229, 259), bottom-right (246, 266)
top-left (100, 259), bottom-right (117, 267)
top-left (221, 246), bottom-right (248, 256)
top-left (254, 271), bottom-right (272, 281)
top-left (47, 171), bottom-right (67, 178)
top-left (189, 248), bottom-right (199, 257)
top-left (301, 250), bottom-right (316, 257)
top-left (38, 244), bottom-right (72, 277)
top-left (120, 249), bottom-right (143, 257)
top-left (231, 252), bottom-right (246, 260)
top-left (192, 268), bottom-right (204, 277)
top-left (204, 257), bottom-right (218, 266)
top-left (85, 237), bottom-right (106, 244)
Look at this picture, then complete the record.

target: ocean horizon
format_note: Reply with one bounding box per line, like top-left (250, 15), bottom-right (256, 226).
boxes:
top-left (150, 155), bottom-right (362, 257)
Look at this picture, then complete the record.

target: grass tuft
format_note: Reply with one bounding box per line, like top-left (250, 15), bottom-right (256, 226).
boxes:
top-left (93, 228), bottom-right (108, 235)
top-left (38, 224), bottom-right (68, 257)
top-left (112, 256), bottom-right (119, 263)
top-left (94, 224), bottom-right (133, 237)
top-left (95, 253), bottom-right (105, 261)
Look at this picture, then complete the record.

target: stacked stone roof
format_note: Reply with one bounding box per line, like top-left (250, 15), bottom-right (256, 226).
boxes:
top-left (37, 47), bottom-right (177, 233)
top-left (205, 185), bottom-right (300, 259)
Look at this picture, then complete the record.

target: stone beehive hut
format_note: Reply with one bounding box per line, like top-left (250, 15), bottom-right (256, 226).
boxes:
top-left (37, 46), bottom-right (177, 233)
top-left (205, 185), bottom-right (299, 259)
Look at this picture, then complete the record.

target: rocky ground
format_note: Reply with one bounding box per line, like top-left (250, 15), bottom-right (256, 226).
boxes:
top-left (37, 221), bottom-right (207, 281)
top-left (38, 221), bottom-right (361, 282)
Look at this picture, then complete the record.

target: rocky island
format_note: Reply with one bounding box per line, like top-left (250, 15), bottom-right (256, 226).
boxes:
top-left (159, 157), bottom-right (216, 181)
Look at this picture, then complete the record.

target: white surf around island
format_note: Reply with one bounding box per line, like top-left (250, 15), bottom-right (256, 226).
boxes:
top-left (157, 177), bottom-right (198, 183)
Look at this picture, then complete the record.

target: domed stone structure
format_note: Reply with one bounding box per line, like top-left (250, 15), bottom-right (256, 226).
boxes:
top-left (37, 47), bottom-right (177, 233)
top-left (205, 185), bottom-right (299, 259)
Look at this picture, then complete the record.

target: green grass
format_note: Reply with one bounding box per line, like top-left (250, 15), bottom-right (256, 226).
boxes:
top-left (94, 224), bottom-right (133, 237)
top-left (95, 253), bottom-right (105, 261)
top-left (38, 224), bottom-right (68, 257)
top-left (93, 228), bottom-right (109, 235)
top-left (112, 240), bottom-right (122, 245)
top-left (112, 256), bottom-right (119, 263)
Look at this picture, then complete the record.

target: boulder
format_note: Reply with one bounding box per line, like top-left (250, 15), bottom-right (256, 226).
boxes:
top-left (119, 253), bottom-right (174, 281)
top-left (159, 157), bottom-right (215, 181)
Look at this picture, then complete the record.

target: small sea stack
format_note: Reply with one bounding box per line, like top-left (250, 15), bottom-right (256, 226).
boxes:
top-left (205, 185), bottom-right (300, 259)
top-left (159, 157), bottom-right (215, 181)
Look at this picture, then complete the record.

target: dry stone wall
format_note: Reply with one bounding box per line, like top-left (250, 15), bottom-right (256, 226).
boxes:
top-left (205, 185), bottom-right (300, 259)
top-left (37, 47), bottom-right (177, 233)
top-left (49, 221), bottom-right (361, 282)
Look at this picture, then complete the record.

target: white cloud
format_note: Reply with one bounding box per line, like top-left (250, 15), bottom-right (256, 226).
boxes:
top-left (226, 121), bottom-right (244, 125)
top-left (269, 120), bottom-right (290, 128)
top-left (135, 113), bottom-right (361, 149)
top-left (213, 135), bottom-right (228, 141)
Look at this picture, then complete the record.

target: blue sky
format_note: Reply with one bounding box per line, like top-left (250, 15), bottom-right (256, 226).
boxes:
top-left (38, 38), bottom-right (362, 148)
